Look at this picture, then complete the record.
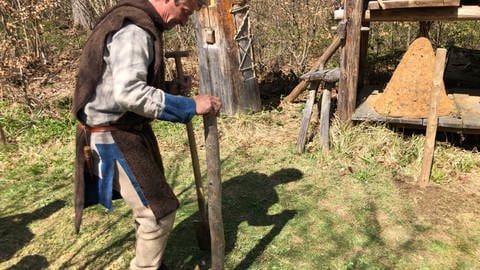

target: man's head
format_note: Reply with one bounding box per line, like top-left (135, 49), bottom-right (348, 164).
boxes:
top-left (150, 0), bottom-right (200, 29)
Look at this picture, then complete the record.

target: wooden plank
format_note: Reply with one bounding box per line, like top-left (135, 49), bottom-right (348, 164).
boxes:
top-left (438, 116), bottom-right (463, 129)
top-left (418, 48), bottom-right (447, 188)
top-left (193, 1), bottom-right (260, 115)
top-left (453, 93), bottom-right (480, 129)
top-left (359, 21), bottom-right (370, 89)
top-left (296, 84), bottom-right (319, 153)
top-left (387, 117), bottom-right (423, 125)
top-left (368, 0), bottom-right (461, 10)
top-left (335, 5), bottom-right (480, 21)
top-left (337, 0), bottom-right (364, 122)
top-left (352, 93), bottom-right (388, 121)
top-left (203, 114), bottom-right (225, 270)
top-left (353, 88), bottom-right (480, 131)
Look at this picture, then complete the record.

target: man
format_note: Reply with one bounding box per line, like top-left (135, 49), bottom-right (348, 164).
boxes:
top-left (72, 0), bottom-right (221, 269)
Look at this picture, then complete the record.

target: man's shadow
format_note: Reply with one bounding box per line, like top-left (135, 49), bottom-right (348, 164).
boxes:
top-left (164, 168), bottom-right (303, 269)
top-left (0, 200), bottom-right (65, 268)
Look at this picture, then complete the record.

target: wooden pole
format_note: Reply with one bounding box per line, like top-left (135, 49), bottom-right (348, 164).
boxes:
top-left (296, 82), bottom-right (319, 153)
top-left (203, 114), bottom-right (225, 269)
top-left (418, 48), bottom-right (447, 188)
top-left (284, 36), bottom-right (342, 103)
top-left (166, 51), bottom-right (210, 247)
top-left (337, 0), bottom-right (364, 122)
top-left (319, 82), bottom-right (333, 154)
top-left (358, 21), bottom-right (370, 89)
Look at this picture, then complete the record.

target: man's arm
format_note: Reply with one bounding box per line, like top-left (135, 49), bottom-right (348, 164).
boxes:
top-left (109, 23), bottom-right (196, 123)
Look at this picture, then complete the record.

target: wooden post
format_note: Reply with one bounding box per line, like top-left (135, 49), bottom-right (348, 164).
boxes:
top-left (295, 82), bottom-right (319, 153)
top-left (358, 22), bottom-right (370, 89)
top-left (319, 82), bottom-right (333, 154)
top-left (193, 1), bottom-right (261, 115)
top-left (203, 114), bottom-right (225, 269)
top-left (337, 0), bottom-right (364, 122)
top-left (418, 48), bottom-right (447, 188)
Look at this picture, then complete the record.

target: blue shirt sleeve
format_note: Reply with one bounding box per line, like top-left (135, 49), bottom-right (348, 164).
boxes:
top-left (158, 93), bottom-right (196, 123)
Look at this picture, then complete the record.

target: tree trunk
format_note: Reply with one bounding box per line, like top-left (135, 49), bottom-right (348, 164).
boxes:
top-left (71, 0), bottom-right (94, 30)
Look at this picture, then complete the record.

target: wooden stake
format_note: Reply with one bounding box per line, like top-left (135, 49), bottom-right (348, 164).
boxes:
top-left (418, 48), bottom-right (447, 188)
top-left (203, 114), bottom-right (225, 269)
top-left (319, 83), bottom-right (333, 154)
top-left (295, 83), bottom-right (319, 153)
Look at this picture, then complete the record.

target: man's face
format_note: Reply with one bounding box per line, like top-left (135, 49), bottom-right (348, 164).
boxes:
top-left (162, 0), bottom-right (198, 29)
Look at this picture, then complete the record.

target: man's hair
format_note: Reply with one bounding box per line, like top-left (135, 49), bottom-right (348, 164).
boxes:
top-left (176, 0), bottom-right (203, 10)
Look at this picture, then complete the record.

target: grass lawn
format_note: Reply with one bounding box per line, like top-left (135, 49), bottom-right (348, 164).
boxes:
top-left (1, 101), bottom-right (480, 269)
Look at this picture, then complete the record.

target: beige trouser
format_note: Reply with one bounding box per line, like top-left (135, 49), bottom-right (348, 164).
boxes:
top-left (114, 161), bottom-right (175, 270)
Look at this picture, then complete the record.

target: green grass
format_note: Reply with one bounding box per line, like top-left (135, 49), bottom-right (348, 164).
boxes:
top-left (1, 102), bottom-right (480, 269)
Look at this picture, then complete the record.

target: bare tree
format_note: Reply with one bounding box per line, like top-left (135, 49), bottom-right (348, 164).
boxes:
top-left (71, 0), bottom-right (94, 30)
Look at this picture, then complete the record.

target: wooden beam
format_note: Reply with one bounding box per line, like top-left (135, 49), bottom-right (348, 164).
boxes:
top-left (301, 68), bottom-right (340, 83)
top-left (368, 0), bottom-right (461, 10)
top-left (334, 5), bottom-right (480, 21)
top-left (418, 48), bottom-right (447, 188)
top-left (337, 0), bottom-right (364, 122)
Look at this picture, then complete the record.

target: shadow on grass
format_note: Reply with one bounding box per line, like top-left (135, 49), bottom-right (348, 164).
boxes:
top-left (0, 200), bottom-right (65, 268)
top-left (164, 168), bottom-right (303, 269)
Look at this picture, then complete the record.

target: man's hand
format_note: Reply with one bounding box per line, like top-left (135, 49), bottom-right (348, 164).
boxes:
top-left (194, 95), bottom-right (221, 115)
top-left (169, 76), bottom-right (192, 96)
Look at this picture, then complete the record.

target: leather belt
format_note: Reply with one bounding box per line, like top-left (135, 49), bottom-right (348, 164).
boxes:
top-left (79, 123), bottom-right (145, 133)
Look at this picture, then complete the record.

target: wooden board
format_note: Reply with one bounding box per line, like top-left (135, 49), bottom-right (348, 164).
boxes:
top-left (334, 5), bottom-right (480, 21)
top-left (368, 0), bottom-right (461, 10)
top-left (353, 88), bottom-right (480, 133)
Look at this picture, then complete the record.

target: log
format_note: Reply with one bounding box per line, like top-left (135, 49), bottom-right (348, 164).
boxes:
top-left (334, 5), bottom-right (480, 22)
top-left (203, 114), bottom-right (225, 269)
top-left (284, 36), bottom-right (342, 103)
top-left (418, 48), bottom-right (447, 188)
top-left (301, 68), bottom-right (340, 83)
top-left (296, 82), bottom-right (320, 153)
top-left (319, 83), bottom-right (333, 153)
top-left (337, 0), bottom-right (364, 122)
top-left (368, 0), bottom-right (461, 10)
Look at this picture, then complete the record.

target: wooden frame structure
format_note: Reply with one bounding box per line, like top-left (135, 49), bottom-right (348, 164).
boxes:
top-left (335, 0), bottom-right (480, 132)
